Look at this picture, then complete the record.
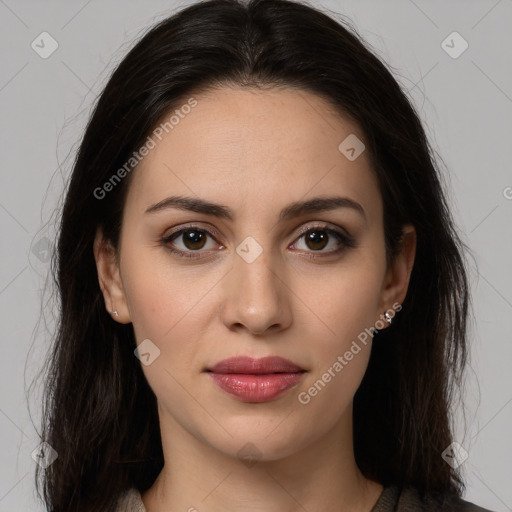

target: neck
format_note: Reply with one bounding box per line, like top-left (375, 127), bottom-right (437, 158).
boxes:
top-left (142, 401), bottom-right (382, 512)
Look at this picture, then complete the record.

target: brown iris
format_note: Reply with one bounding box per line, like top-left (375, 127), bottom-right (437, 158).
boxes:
top-left (181, 230), bottom-right (207, 250)
top-left (304, 230), bottom-right (329, 251)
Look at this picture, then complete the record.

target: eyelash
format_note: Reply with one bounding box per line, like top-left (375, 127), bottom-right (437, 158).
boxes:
top-left (160, 223), bottom-right (356, 260)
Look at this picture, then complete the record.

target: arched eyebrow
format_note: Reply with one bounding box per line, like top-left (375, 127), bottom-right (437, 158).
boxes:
top-left (145, 195), bottom-right (366, 222)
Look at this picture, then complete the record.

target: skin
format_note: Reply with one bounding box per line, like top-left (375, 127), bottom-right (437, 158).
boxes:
top-left (94, 86), bottom-right (416, 512)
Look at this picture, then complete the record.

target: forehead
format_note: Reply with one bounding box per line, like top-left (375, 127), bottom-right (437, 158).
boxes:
top-left (125, 86), bottom-right (381, 223)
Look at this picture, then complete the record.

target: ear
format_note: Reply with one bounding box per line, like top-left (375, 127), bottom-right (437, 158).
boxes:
top-left (377, 224), bottom-right (416, 323)
top-left (93, 227), bottom-right (131, 324)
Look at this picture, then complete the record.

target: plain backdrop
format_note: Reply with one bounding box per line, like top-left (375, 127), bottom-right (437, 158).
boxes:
top-left (0, 0), bottom-right (511, 510)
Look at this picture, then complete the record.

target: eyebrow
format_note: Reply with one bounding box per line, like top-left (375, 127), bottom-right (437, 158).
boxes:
top-left (145, 195), bottom-right (366, 222)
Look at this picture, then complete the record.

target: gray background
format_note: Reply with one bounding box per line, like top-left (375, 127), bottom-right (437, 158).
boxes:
top-left (0, 0), bottom-right (511, 510)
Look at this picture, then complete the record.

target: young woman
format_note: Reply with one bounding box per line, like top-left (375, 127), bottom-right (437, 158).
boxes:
top-left (35, 0), bottom-right (493, 510)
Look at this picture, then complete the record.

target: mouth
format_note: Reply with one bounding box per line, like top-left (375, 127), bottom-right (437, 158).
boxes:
top-left (204, 356), bottom-right (306, 403)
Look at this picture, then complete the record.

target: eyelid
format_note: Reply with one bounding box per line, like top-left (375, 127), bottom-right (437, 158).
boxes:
top-left (293, 221), bottom-right (351, 240)
top-left (163, 222), bottom-right (224, 242)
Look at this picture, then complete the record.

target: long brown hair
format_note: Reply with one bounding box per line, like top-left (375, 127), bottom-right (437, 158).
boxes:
top-left (35, 1), bottom-right (470, 510)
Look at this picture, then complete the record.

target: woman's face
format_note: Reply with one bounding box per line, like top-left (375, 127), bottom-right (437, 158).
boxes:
top-left (96, 86), bottom-right (414, 462)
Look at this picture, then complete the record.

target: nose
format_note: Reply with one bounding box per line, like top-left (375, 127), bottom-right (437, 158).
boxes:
top-left (220, 245), bottom-right (292, 336)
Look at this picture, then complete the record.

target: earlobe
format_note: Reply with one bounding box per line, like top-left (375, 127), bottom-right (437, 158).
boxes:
top-left (378, 224), bottom-right (417, 323)
top-left (93, 228), bottom-right (131, 324)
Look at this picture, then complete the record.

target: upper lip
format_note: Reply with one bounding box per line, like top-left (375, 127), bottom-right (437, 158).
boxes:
top-left (206, 356), bottom-right (305, 374)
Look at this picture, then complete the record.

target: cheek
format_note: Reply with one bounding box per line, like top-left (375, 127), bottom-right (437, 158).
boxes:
top-left (293, 255), bottom-right (385, 406)
top-left (119, 248), bottom-right (222, 378)
top-left (120, 247), bottom-right (200, 341)
top-left (297, 258), bottom-right (385, 347)
top-left (123, 270), bottom-right (172, 342)
top-left (294, 284), bottom-right (378, 431)
top-left (120, 256), bottom-right (208, 411)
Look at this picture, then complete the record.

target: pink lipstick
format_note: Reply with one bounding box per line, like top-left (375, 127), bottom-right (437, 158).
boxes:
top-left (205, 356), bottom-right (306, 403)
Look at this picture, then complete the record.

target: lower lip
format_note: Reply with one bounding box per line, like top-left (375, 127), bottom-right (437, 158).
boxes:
top-left (207, 372), bottom-right (305, 402)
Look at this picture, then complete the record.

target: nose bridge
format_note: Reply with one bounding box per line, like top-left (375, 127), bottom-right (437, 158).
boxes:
top-left (235, 235), bottom-right (280, 305)
top-left (222, 234), bottom-right (290, 334)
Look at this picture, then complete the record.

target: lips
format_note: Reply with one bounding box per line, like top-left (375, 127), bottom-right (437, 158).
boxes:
top-left (206, 356), bottom-right (305, 374)
top-left (205, 356), bottom-right (306, 403)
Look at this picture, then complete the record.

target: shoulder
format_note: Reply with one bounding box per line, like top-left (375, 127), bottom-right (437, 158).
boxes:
top-left (114, 487), bottom-right (147, 512)
top-left (399, 487), bottom-right (496, 512)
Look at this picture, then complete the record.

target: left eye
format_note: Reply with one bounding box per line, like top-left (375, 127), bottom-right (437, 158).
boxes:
top-left (292, 227), bottom-right (345, 253)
